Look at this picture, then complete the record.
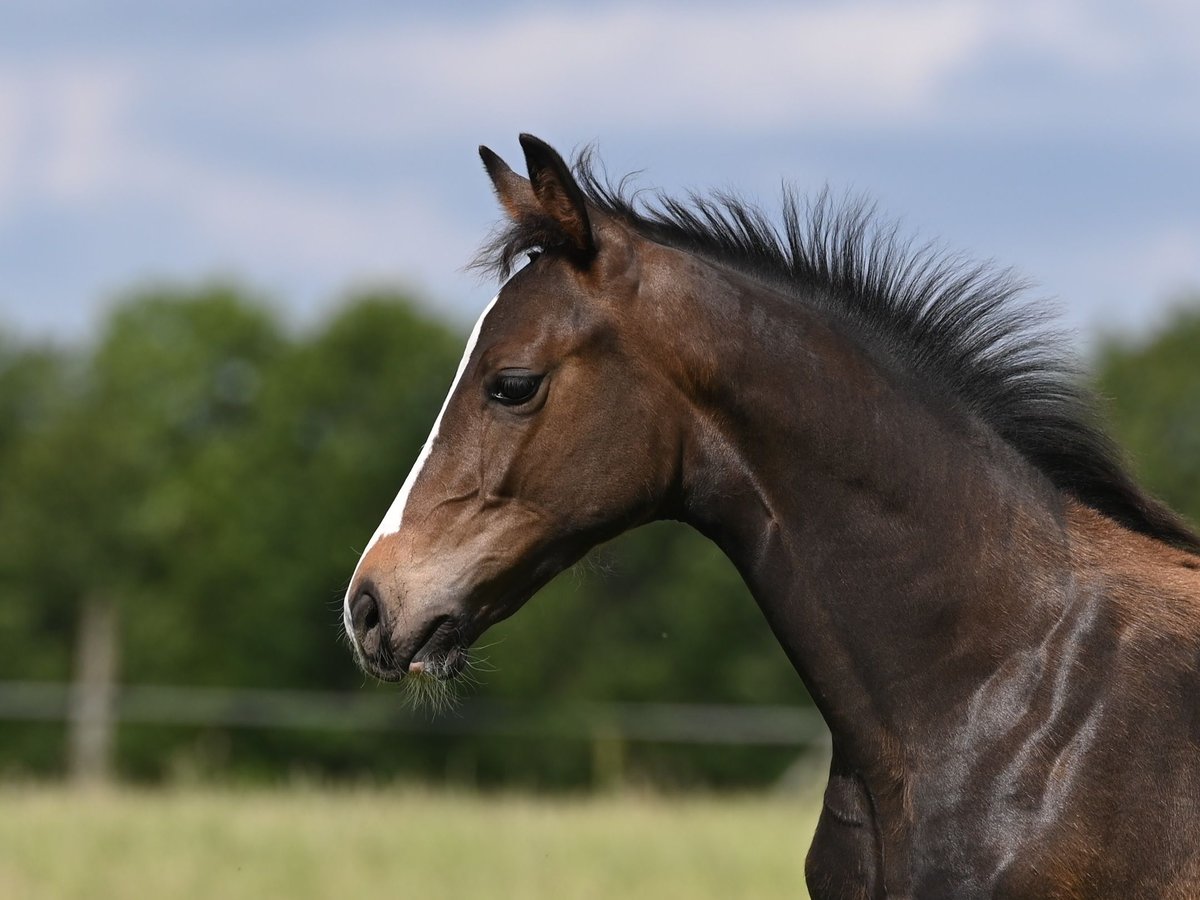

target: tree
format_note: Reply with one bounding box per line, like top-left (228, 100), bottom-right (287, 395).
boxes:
top-left (0, 284), bottom-right (287, 777)
top-left (0, 338), bottom-right (76, 774)
top-left (0, 336), bottom-right (74, 681)
top-left (1095, 302), bottom-right (1200, 530)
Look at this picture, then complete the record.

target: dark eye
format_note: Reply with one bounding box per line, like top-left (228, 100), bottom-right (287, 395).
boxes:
top-left (526, 250), bottom-right (542, 264)
top-left (488, 370), bottom-right (544, 406)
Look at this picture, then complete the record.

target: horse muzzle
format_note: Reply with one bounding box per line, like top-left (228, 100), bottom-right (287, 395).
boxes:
top-left (347, 579), bottom-right (469, 681)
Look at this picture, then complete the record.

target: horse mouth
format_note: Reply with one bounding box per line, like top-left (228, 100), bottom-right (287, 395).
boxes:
top-left (364, 616), bottom-right (468, 683)
top-left (408, 617), bottom-right (468, 680)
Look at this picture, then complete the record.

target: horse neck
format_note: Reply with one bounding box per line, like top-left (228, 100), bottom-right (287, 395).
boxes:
top-left (663, 260), bottom-right (1077, 768)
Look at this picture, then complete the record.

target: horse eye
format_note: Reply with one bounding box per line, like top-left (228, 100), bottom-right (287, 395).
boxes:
top-left (526, 250), bottom-right (542, 264)
top-left (489, 371), bottom-right (544, 406)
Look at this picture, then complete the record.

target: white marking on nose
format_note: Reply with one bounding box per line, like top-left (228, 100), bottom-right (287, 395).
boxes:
top-left (343, 292), bottom-right (501, 642)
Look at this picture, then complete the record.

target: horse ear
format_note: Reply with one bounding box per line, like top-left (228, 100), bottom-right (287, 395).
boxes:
top-left (518, 133), bottom-right (596, 259)
top-left (479, 145), bottom-right (538, 221)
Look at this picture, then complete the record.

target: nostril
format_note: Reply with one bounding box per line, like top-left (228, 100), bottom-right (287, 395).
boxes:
top-left (349, 585), bottom-right (382, 647)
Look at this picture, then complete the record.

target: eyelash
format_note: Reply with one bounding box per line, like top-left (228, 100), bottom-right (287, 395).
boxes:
top-left (488, 372), bottom-right (544, 406)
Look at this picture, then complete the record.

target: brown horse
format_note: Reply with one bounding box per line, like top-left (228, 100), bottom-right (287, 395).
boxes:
top-left (343, 134), bottom-right (1200, 897)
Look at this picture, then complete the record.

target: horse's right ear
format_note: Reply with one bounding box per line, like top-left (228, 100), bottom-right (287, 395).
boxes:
top-left (519, 133), bottom-right (596, 259)
top-left (479, 145), bottom-right (538, 221)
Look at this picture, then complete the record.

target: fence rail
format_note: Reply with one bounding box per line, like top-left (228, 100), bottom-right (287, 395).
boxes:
top-left (0, 680), bottom-right (828, 747)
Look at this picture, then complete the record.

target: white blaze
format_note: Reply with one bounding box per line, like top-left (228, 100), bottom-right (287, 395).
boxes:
top-left (343, 293), bottom-right (501, 640)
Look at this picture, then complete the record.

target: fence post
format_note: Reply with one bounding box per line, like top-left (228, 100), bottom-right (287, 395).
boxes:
top-left (67, 593), bottom-right (118, 784)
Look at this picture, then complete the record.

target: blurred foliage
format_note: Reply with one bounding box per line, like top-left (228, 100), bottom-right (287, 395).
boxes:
top-left (0, 284), bottom-right (800, 787)
top-left (1096, 305), bottom-right (1200, 529)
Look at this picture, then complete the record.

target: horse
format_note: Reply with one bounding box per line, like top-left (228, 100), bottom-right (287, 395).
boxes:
top-left (342, 134), bottom-right (1200, 897)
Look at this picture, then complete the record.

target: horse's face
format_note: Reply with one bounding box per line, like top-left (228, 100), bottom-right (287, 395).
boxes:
top-left (343, 136), bottom-right (681, 681)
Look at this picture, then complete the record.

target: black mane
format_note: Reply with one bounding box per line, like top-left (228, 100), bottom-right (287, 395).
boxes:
top-left (477, 153), bottom-right (1200, 554)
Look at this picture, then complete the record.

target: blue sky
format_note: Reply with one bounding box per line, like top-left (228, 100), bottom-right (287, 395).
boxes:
top-left (1, 0), bottom-right (1197, 349)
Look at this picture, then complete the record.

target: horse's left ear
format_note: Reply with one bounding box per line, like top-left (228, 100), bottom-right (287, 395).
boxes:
top-left (519, 133), bottom-right (596, 259)
top-left (479, 145), bottom-right (538, 222)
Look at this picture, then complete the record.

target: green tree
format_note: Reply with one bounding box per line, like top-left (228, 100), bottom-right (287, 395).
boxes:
top-left (1, 285), bottom-right (291, 776)
top-left (0, 336), bottom-right (74, 680)
top-left (0, 337), bottom-right (76, 773)
top-left (1096, 302), bottom-right (1200, 530)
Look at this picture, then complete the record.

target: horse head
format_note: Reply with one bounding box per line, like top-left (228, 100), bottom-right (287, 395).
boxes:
top-left (343, 135), bottom-right (690, 681)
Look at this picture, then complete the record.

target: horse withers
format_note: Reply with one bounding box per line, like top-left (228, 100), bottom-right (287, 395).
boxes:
top-left (343, 134), bottom-right (1200, 897)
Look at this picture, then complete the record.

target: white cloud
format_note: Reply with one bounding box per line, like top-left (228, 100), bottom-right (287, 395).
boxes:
top-left (0, 0), bottom-right (1197, 337)
top-left (1021, 220), bottom-right (1200, 343)
top-left (188, 1), bottom-right (1200, 142)
top-left (0, 56), bottom-right (473, 291)
top-left (41, 68), bottom-right (137, 202)
top-left (144, 156), bottom-right (471, 287)
top-left (991, 1), bottom-right (1139, 74)
top-left (0, 79), bottom-right (22, 208)
top-left (208, 2), bottom-right (994, 138)
top-left (4, 1), bottom-right (1197, 222)
top-left (0, 61), bottom-right (136, 215)
top-left (1137, 225), bottom-right (1200, 293)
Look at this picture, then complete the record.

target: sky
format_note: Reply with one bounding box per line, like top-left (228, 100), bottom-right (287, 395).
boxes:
top-left (1, 0), bottom-right (1198, 349)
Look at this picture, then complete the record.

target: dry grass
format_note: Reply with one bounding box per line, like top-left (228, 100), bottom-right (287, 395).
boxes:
top-left (0, 784), bottom-right (820, 899)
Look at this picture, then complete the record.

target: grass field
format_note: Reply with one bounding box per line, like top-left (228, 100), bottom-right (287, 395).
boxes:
top-left (0, 785), bottom-right (821, 899)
